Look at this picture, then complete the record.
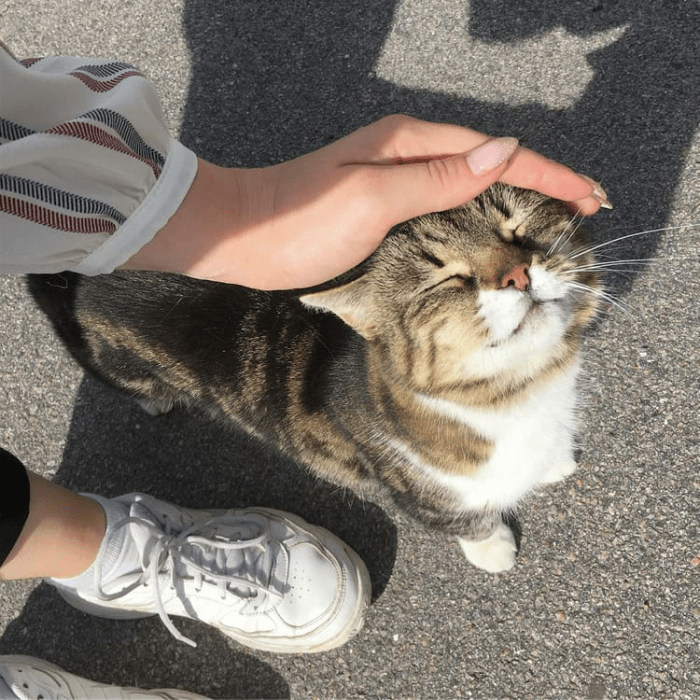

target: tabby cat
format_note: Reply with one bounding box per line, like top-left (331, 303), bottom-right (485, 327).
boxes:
top-left (28, 183), bottom-right (600, 573)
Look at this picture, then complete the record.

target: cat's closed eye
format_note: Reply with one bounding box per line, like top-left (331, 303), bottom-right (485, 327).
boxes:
top-left (498, 223), bottom-right (521, 242)
top-left (420, 250), bottom-right (446, 268)
top-left (437, 274), bottom-right (477, 291)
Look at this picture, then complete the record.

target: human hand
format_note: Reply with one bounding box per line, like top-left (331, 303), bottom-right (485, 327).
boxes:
top-left (126, 115), bottom-right (609, 289)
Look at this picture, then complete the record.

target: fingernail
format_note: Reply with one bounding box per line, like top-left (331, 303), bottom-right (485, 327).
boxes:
top-left (581, 175), bottom-right (613, 209)
top-left (466, 137), bottom-right (519, 175)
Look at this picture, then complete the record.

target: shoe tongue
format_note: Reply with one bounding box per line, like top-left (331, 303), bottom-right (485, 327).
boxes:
top-left (100, 501), bottom-right (172, 588)
top-left (100, 519), bottom-right (153, 590)
top-left (179, 530), bottom-right (274, 589)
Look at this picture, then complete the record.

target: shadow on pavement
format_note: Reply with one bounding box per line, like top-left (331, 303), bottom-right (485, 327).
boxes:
top-left (0, 584), bottom-right (291, 699)
top-left (3, 0), bottom-right (698, 697)
top-left (179, 0), bottom-right (699, 297)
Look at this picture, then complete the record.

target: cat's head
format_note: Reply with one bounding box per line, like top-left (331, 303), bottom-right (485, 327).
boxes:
top-left (301, 184), bottom-right (599, 395)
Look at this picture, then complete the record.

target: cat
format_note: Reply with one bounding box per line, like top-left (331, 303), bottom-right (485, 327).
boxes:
top-left (28, 183), bottom-right (600, 573)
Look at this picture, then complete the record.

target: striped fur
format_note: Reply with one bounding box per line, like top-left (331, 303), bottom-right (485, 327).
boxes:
top-left (28, 184), bottom-right (600, 572)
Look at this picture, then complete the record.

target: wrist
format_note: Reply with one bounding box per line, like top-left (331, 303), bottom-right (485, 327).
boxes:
top-left (122, 158), bottom-right (262, 284)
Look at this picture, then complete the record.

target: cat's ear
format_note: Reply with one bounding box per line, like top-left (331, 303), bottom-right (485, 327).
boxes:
top-left (300, 278), bottom-right (377, 339)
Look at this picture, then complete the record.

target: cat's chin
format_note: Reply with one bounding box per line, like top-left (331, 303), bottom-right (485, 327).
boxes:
top-left (485, 300), bottom-right (556, 346)
top-left (477, 286), bottom-right (531, 342)
top-left (462, 306), bottom-right (569, 382)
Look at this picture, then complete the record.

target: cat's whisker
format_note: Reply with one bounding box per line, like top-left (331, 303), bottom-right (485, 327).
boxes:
top-left (558, 219), bottom-right (586, 255)
top-left (568, 232), bottom-right (655, 260)
top-left (548, 214), bottom-right (585, 257)
top-left (577, 257), bottom-right (653, 266)
top-left (591, 269), bottom-right (649, 279)
top-left (584, 251), bottom-right (647, 264)
top-left (569, 223), bottom-right (700, 260)
top-left (571, 259), bottom-right (655, 274)
top-left (566, 281), bottom-right (633, 318)
top-left (547, 217), bottom-right (576, 256)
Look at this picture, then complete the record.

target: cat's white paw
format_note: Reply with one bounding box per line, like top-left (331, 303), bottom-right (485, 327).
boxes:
top-left (458, 523), bottom-right (517, 573)
top-left (135, 396), bottom-right (173, 416)
top-left (540, 459), bottom-right (577, 484)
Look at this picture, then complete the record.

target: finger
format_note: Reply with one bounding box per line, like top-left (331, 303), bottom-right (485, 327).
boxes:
top-left (565, 196), bottom-right (603, 216)
top-left (498, 146), bottom-right (596, 203)
top-left (338, 115), bottom-right (491, 163)
top-left (368, 138), bottom-right (517, 225)
top-left (340, 116), bottom-right (608, 215)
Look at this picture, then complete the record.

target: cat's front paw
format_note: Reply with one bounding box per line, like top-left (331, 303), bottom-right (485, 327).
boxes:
top-left (457, 522), bottom-right (517, 573)
top-left (539, 459), bottom-right (577, 485)
top-left (135, 396), bottom-right (173, 416)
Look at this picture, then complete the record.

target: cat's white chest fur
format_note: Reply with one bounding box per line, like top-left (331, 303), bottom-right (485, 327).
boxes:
top-left (410, 360), bottom-right (580, 572)
top-left (416, 358), bottom-right (581, 512)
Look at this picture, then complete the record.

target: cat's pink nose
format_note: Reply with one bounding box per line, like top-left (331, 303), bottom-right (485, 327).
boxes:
top-left (501, 263), bottom-right (530, 291)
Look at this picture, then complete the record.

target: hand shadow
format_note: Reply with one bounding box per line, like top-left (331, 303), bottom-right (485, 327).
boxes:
top-left (179, 0), bottom-right (699, 299)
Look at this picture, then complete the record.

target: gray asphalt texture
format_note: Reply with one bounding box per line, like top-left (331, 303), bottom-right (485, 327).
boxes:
top-left (1, 1), bottom-right (699, 698)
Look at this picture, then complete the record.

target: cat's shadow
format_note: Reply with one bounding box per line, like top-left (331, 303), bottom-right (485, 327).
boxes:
top-left (54, 378), bottom-right (399, 598)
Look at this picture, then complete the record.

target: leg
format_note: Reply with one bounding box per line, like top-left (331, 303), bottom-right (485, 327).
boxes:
top-left (444, 508), bottom-right (517, 573)
top-left (457, 522), bottom-right (517, 573)
top-left (0, 460), bottom-right (105, 580)
top-left (134, 395), bottom-right (175, 416)
top-left (392, 490), bottom-right (518, 574)
top-left (539, 459), bottom-right (577, 485)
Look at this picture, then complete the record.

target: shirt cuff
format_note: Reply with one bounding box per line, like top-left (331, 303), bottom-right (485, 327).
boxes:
top-left (72, 141), bottom-right (198, 275)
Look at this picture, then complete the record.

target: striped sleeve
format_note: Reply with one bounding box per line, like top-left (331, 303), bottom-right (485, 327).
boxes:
top-left (0, 42), bottom-right (197, 275)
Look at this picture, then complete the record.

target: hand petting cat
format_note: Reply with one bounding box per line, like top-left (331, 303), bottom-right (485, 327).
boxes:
top-left (124, 114), bottom-right (610, 290)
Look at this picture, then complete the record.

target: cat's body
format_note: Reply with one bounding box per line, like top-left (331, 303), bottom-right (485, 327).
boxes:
top-left (29, 184), bottom-right (599, 572)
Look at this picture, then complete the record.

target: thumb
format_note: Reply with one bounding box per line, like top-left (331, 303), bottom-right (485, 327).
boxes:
top-left (375, 136), bottom-right (519, 224)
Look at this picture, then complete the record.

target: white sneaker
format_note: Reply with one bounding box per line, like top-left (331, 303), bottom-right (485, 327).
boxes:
top-left (0, 655), bottom-right (208, 700)
top-left (46, 493), bottom-right (370, 653)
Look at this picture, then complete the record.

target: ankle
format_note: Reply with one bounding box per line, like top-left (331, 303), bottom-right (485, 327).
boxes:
top-left (0, 474), bottom-right (106, 580)
top-left (49, 494), bottom-right (130, 589)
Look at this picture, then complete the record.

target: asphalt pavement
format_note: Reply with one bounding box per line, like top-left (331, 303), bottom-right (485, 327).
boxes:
top-left (1, 1), bottom-right (699, 698)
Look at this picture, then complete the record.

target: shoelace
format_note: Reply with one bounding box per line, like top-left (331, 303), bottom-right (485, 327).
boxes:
top-left (94, 511), bottom-right (285, 647)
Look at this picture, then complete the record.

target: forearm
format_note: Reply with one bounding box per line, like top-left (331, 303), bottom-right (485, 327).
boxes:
top-left (120, 159), bottom-right (240, 277)
top-left (2, 39), bottom-right (606, 288)
top-left (127, 118), bottom-right (611, 291)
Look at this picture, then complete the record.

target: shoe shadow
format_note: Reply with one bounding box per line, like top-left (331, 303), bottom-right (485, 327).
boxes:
top-left (0, 375), bottom-right (398, 698)
top-left (0, 585), bottom-right (291, 699)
